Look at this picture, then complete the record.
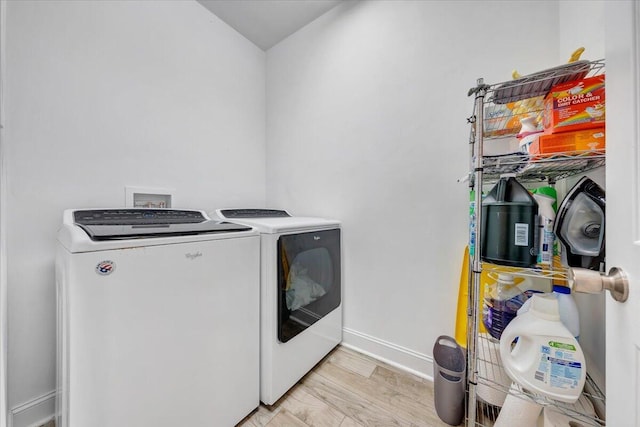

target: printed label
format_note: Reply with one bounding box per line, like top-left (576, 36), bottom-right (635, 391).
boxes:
top-left (535, 344), bottom-right (582, 390)
top-left (549, 341), bottom-right (577, 351)
top-left (469, 200), bottom-right (476, 256)
top-left (514, 223), bottom-right (529, 246)
top-left (540, 249), bottom-right (551, 263)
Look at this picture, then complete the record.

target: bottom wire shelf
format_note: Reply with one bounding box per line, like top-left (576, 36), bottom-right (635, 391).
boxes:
top-left (466, 334), bottom-right (606, 426)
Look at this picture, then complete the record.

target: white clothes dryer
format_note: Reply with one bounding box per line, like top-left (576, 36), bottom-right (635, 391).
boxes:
top-left (216, 209), bottom-right (342, 405)
top-left (56, 209), bottom-right (260, 427)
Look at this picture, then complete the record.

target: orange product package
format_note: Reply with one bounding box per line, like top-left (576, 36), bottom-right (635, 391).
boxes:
top-left (529, 127), bottom-right (605, 158)
top-left (543, 75), bottom-right (605, 134)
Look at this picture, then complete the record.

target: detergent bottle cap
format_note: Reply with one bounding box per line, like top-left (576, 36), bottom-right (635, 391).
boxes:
top-left (529, 294), bottom-right (560, 321)
top-left (553, 285), bottom-right (571, 294)
top-left (497, 273), bottom-right (515, 284)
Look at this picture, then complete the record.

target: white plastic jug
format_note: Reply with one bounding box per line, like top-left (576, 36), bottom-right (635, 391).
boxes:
top-left (499, 294), bottom-right (586, 403)
top-left (517, 286), bottom-right (580, 341)
top-left (553, 285), bottom-right (580, 341)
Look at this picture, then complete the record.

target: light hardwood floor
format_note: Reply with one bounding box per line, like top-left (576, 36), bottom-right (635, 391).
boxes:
top-left (237, 345), bottom-right (455, 427)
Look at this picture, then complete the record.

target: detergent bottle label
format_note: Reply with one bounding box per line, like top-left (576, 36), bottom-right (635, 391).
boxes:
top-left (534, 342), bottom-right (583, 390)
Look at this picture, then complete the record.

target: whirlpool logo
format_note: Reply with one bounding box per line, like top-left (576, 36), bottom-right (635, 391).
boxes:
top-left (185, 252), bottom-right (203, 260)
top-left (95, 260), bottom-right (116, 276)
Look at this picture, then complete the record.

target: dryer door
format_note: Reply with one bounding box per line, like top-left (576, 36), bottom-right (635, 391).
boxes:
top-left (277, 228), bottom-right (341, 343)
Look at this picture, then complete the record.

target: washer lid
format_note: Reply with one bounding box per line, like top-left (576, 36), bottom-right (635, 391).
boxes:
top-left (215, 208), bottom-right (340, 233)
top-left (73, 209), bottom-right (251, 241)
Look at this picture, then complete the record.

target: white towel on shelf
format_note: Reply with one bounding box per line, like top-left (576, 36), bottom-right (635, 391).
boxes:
top-left (542, 393), bottom-right (596, 426)
top-left (495, 383), bottom-right (543, 427)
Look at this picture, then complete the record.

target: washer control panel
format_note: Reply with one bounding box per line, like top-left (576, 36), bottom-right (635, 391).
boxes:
top-left (74, 209), bottom-right (206, 226)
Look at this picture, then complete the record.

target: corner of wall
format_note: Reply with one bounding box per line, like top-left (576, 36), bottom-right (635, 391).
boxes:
top-left (7, 391), bottom-right (55, 427)
top-left (0, 1), bottom-right (8, 425)
top-left (341, 327), bottom-right (434, 381)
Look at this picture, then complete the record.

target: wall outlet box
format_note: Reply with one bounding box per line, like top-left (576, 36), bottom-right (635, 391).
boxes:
top-left (125, 186), bottom-right (175, 208)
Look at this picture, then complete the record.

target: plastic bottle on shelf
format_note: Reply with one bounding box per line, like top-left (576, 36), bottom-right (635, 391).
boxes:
top-left (553, 285), bottom-right (580, 340)
top-left (481, 175), bottom-right (539, 267)
top-left (482, 273), bottom-right (551, 340)
top-left (532, 186), bottom-right (559, 257)
top-left (483, 273), bottom-right (521, 340)
top-left (499, 294), bottom-right (586, 403)
top-left (469, 190), bottom-right (476, 257)
top-left (517, 286), bottom-right (580, 341)
top-left (532, 186), bottom-right (558, 212)
top-left (517, 116), bottom-right (543, 154)
top-left (534, 193), bottom-right (556, 266)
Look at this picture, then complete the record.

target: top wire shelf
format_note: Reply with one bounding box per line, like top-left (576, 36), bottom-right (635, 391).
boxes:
top-left (487, 59), bottom-right (604, 105)
top-left (468, 59), bottom-right (605, 140)
top-left (467, 58), bottom-right (606, 184)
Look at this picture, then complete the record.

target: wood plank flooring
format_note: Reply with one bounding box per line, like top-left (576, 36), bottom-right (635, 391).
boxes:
top-left (237, 345), bottom-right (455, 427)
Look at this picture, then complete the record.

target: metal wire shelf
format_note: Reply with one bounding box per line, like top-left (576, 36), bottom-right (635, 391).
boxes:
top-left (479, 260), bottom-right (569, 284)
top-left (467, 334), bottom-right (606, 427)
top-left (487, 59), bottom-right (605, 105)
top-left (481, 150), bottom-right (605, 183)
top-left (465, 58), bottom-right (606, 427)
top-left (469, 59), bottom-right (605, 140)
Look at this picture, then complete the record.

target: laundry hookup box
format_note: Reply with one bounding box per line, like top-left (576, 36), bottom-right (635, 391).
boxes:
top-left (543, 74), bottom-right (605, 134)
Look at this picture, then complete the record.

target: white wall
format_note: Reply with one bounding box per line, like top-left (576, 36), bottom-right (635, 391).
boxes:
top-left (266, 0), bottom-right (560, 376)
top-left (4, 1), bottom-right (265, 425)
top-left (559, 0), bottom-right (605, 62)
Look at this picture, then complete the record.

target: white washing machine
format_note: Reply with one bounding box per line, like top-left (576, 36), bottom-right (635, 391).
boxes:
top-left (56, 209), bottom-right (260, 427)
top-left (216, 209), bottom-right (342, 405)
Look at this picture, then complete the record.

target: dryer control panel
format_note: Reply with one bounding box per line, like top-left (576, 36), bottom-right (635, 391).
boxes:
top-left (219, 209), bottom-right (291, 218)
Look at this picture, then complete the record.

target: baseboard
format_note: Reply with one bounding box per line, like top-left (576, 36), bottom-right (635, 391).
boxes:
top-left (8, 390), bottom-right (55, 427)
top-left (341, 327), bottom-right (434, 381)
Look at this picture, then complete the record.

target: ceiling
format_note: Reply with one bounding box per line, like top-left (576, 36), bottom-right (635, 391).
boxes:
top-left (197, 0), bottom-right (344, 51)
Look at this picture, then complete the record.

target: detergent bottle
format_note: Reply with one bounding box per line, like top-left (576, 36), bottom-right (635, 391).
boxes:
top-left (553, 285), bottom-right (580, 340)
top-left (517, 285), bottom-right (580, 341)
top-left (500, 294), bottom-right (586, 403)
top-left (482, 273), bottom-right (550, 340)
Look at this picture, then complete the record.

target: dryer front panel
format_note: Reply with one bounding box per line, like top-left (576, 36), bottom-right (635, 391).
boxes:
top-left (277, 228), bottom-right (341, 343)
